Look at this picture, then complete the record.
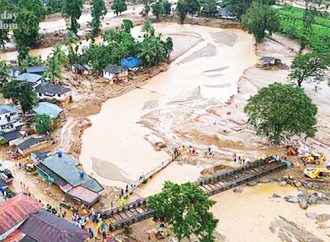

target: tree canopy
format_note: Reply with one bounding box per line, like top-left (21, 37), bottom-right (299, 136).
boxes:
top-left (147, 182), bottom-right (218, 241)
top-left (0, 0), bottom-right (10, 48)
top-left (17, 0), bottom-right (46, 21)
top-left (177, 0), bottom-right (188, 24)
top-left (244, 83), bottom-right (317, 145)
top-left (1, 80), bottom-right (37, 113)
top-left (35, 114), bottom-right (52, 134)
top-left (0, 60), bottom-right (9, 86)
top-left (90, 0), bottom-right (107, 37)
top-left (241, 1), bottom-right (280, 42)
top-left (62, 0), bottom-right (84, 34)
top-left (112, 0), bottom-right (127, 16)
top-left (289, 52), bottom-right (329, 87)
top-left (14, 9), bottom-right (40, 54)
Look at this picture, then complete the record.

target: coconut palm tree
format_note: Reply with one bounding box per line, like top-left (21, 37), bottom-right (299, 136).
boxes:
top-left (50, 43), bottom-right (68, 66)
top-left (44, 58), bottom-right (62, 84)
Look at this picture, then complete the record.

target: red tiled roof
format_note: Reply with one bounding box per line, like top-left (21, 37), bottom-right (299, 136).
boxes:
top-left (0, 194), bottom-right (42, 236)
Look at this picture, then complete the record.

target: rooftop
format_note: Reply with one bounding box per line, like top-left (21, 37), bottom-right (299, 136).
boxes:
top-left (0, 104), bottom-right (19, 115)
top-left (67, 185), bottom-right (100, 206)
top-left (18, 210), bottom-right (89, 242)
top-left (41, 153), bottom-right (103, 193)
top-left (103, 64), bottom-right (127, 74)
top-left (25, 66), bottom-right (48, 74)
top-left (0, 194), bottom-right (42, 236)
top-left (35, 83), bottom-right (71, 96)
top-left (33, 102), bottom-right (63, 118)
top-left (17, 136), bottom-right (53, 151)
top-left (16, 73), bottom-right (42, 84)
top-left (2, 130), bottom-right (23, 142)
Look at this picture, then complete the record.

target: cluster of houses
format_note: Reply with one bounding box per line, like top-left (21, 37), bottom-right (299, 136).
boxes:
top-left (72, 56), bottom-right (142, 84)
top-left (0, 194), bottom-right (89, 242)
top-left (1, 65), bottom-right (73, 158)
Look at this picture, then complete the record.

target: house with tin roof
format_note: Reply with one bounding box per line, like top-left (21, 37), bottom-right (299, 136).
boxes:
top-left (25, 66), bottom-right (48, 76)
top-left (35, 83), bottom-right (72, 102)
top-left (103, 64), bottom-right (128, 83)
top-left (33, 102), bottom-right (63, 118)
top-left (0, 194), bottom-right (88, 242)
top-left (16, 135), bottom-right (54, 156)
top-left (16, 73), bottom-right (43, 88)
top-left (36, 153), bottom-right (103, 207)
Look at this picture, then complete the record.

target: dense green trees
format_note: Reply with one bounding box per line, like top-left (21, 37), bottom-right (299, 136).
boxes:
top-left (112, 0), bottom-right (127, 16)
top-left (177, 0), bottom-right (188, 24)
top-left (201, 0), bottom-right (219, 17)
top-left (152, 1), bottom-right (165, 20)
top-left (241, 1), bottom-right (280, 42)
top-left (17, 0), bottom-right (46, 21)
top-left (244, 83), bottom-right (317, 145)
top-left (90, 0), bottom-right (107, 37)
top-left (62, 0), bottom-right (84, 34)
top-left (35, 114), bottom-right (52, 134)
top-left (223, 0), bottom-right (253, 19)
top-left (148, 182), bottom-right (218, 241)
top-left (14, 10), bottom-right (40, 61)
top-left (1, 80), bottom-right (37, 113)
top-left (45, 0), bottom-right (63, 14)
top-left (186, 0), bottom-right (201, 16)
top-left (79, 20), bottom-right (173, 72)
top-left (0, 0), bottom-right (10, 48)
top-left (289, 53), bottom-right (329, 87)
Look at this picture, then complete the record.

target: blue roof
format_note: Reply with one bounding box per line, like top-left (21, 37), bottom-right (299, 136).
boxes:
top-left (121, 56), bottom-right (142, 69)
top-left (16, 73), bottom-right (42, 83)
top-left (0, 104), bottom-right (19, 115)
top-left (33, 102), bottom-right (63, 118)
top-left (41, 153), bottom-right (103, 193)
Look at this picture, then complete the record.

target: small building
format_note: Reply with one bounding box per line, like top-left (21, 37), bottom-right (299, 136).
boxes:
top-left (121, 56), bottom-right (142, 71)
top-left (258, 56), bottom-right (282, 67)
top-left (218, 7), bottom-right (237, 20)
top-left (25, 66), bottom-right (48, 76)
top-left (0, 104), bottom-right (19, 131)
top-left (8, 66), bottom-right (23, 78)
top-left (103, 65), bottom-right (128, 83)
top-left (0, 194), bottom-right (42, 241)
top-left (0, 195), bottom-right (88, 242)
top-left (16, 135), bottom-right (54, 156)
top-left (16, 73), bottom-right (43, 88)
top-left (71, 64), bottom-right (85, 74)
top-left (36, 153), bottom-right (103, 207)
top-left (1, 130), bottom-right (24, 146)
top-left (35, 83), bottom-right (72, 102)
top-left (33, 102), bottom-right (63, 118)
top-left (31, 151), bottom-right (50, 163)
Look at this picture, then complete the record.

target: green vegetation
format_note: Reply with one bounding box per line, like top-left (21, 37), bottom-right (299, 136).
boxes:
top-left (276, 6), bottom-right (330, 54)
top-left (0, 60), bottom-right (9, 86)
top-left (0, 0), bottom-right (10, 48)
top-left (177, 0), bottom-right (188, 24)
top-left (17, 0), bottom-right (46, 21)
top-left (241, 1), bottom-right (279, 42)
top-left (78, 20), bottom-right (173, 72)
top-left (244, 83), bottom-right (317, 145)
top-left (152, 1), bottom-right (165, 20)
top-left (90, 0), bottom-right (108, 37)
top-left (1, 80), bottom-right (37, 113)
top-left (289, 53), bottom-right (329, 87)
top-left (147, 182), bottom-right (218, 241)
top-left (45, 0), bottom-right (63, 14)
top-left (62, 0), bottom-right (84, 34)
top-left (112, 0), bottom-right (127, 16)
top-left (35, 114), bottom-right (52, 134)
top-left (14, 10), bottom-right (40, 61)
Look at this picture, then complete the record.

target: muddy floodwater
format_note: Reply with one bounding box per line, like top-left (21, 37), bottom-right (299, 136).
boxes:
top-left (79, 23), bottom-right (257, 187)
top-left (213, 184), bottom-right (330, 241)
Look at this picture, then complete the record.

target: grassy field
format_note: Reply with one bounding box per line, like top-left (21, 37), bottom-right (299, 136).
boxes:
top-left (276, 6), bottom-right (330, 52)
